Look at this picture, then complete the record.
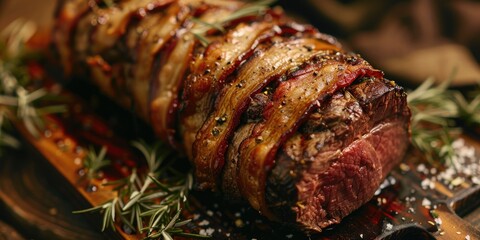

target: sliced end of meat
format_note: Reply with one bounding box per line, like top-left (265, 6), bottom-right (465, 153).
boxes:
top-left (265, 77), bottom-right (411, 231)
top-left (295, 120), bottom-right (409, 231)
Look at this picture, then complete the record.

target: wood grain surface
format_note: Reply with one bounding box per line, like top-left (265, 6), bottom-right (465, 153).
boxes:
top-left (0, 146), bottom-right (106, 239)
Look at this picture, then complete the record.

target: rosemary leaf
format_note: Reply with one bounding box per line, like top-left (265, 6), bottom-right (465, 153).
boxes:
top-left (148, 175), bottom-right (173, 193)
top-left (0, 19), bottom-right (66, 153)
top-left (453, 88), bottom-right (480, 127)
top-left (192, 32), bottom-right (210, 47)
top-left (0, 95), bottom-right (18, 106)
top-left (173, 219), bottom-right (192, 228)
top-left (75, 141), bottom-right (206, 238)
top-left (83, 146), bottom-right (111, 179)
top-left (0, 131), bottom-right (20, 149)
top-left (191, 0), bottom-right (275, 46)
top-left (190, 18), bottom-right (226, 33)
top-left (103, 0), bottom-right (115, 8)
top-left (71, 204), bottom-right (104, 214)
top-left (0, 112), bottom-right (20, 149)
top-left (408, 74), bottom-right (480, 166)
top-left (221, 0), bottom-right (273, 24)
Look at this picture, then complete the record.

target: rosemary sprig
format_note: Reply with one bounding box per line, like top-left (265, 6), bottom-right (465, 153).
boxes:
top-left (0, 19), bottom-right (66, 155)
top-left (0, 110), bottom-right (20, 152)
top-left (408, 77), bottom-right (458, 164)
top-left (220, 0), bottom-right (274, 23)
top-left (102, 0), bottom-right (116, 8)
top-left (75, 141), bottom-right (207, 239)
top-left (408, 75), bottom-right (480, 166)
top-left (83, 146), bottom-right (111, 179)
top-left (452, 84), bottom-right (480, 127)
top-left (191, 0), bottom-right (275, 46)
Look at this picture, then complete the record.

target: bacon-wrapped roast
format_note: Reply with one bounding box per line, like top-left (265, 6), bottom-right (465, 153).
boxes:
top-left (54, 0), bottom-right (411, 231)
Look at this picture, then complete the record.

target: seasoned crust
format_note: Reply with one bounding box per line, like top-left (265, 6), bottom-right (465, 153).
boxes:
top-left (265, 77), bottom-right (410, 230)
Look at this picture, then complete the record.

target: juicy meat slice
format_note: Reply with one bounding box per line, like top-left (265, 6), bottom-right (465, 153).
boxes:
top-left (265, 77), bottom-right (410, 231)
top-left (296, 121), bottom-right (408, 231)
top-left (236, 55), bottom-right (382, 218)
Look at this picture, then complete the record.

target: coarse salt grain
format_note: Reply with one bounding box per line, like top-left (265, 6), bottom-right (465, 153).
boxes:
top-left (198, 220), bottom-right (210, 226)
top-left (417, 164), bottom-right (426, 173)
top-left (422, 198), bottom-right (432, 208)
top-left (421, 178), bottom-right (432, 189)
top-left (472, 176), bottom-right (480, 185)
top-left (400, 163), bottom-right (410, 172)
top-left (388, 176), bottom-right (397, 185)
top-left (206, 228), bottom-right (215, 235)
top-left (406, 196), bottom-right (416, 202)
top-left (451, 177), bottom-right (464, 187)
top-left (385, 223), bottom-right (393, 231)
top-left (379, 178), bottom-right (390, 189)
top-left (452, 138), bottom-right (465, 148)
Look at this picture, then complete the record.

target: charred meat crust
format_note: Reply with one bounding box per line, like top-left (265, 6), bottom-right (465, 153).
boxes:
top-left (265, 76), bottom-right (410, 230)
top-left (54, 0), bottom-right (411, 232)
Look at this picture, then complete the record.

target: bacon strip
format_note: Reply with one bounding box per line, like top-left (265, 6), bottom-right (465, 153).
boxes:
top-left (237, 53), bottom-right (383, 217)
top-left (90, 0), bottom-right (174, 54)
top-left (181, 21), bottom-right (280, 159)
top-left (129, 3), bottom-right (187, 119)
top-left (150, 36), bottom-right (194, 144)
top-left (192, 38), bottom-right (340, 190)
top-left (54, 0), bottom-right (91, 74)
top-left (150, 6), bottom-right (241, 146)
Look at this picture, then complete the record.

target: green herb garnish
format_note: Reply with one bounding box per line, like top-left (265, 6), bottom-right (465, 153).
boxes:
top-left (191, 0), bottom-right (275, 46)
top-left (452, 84), bottom-right (480, 127)
top-left (408, 73), bottom-right (480, 166)
top-left (0, 19), bottom-right (66, 155)
top-left (83, 146), bottom-right (111, 179)
top-left (75, 141), bottom-right (207, 239)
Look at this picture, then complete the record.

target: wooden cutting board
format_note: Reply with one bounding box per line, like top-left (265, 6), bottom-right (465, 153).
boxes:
top-left (2, 67), bottom-right (480, 240)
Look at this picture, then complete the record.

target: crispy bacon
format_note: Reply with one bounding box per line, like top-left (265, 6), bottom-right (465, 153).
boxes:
top-left (237, 54), bottom-right (382, 217)
top-left (180, 21), bottom-right (279, 159)
top-left (192, 38), bottom-right (339, 190)
top-left (54, 0), bottom-right (410, 232)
